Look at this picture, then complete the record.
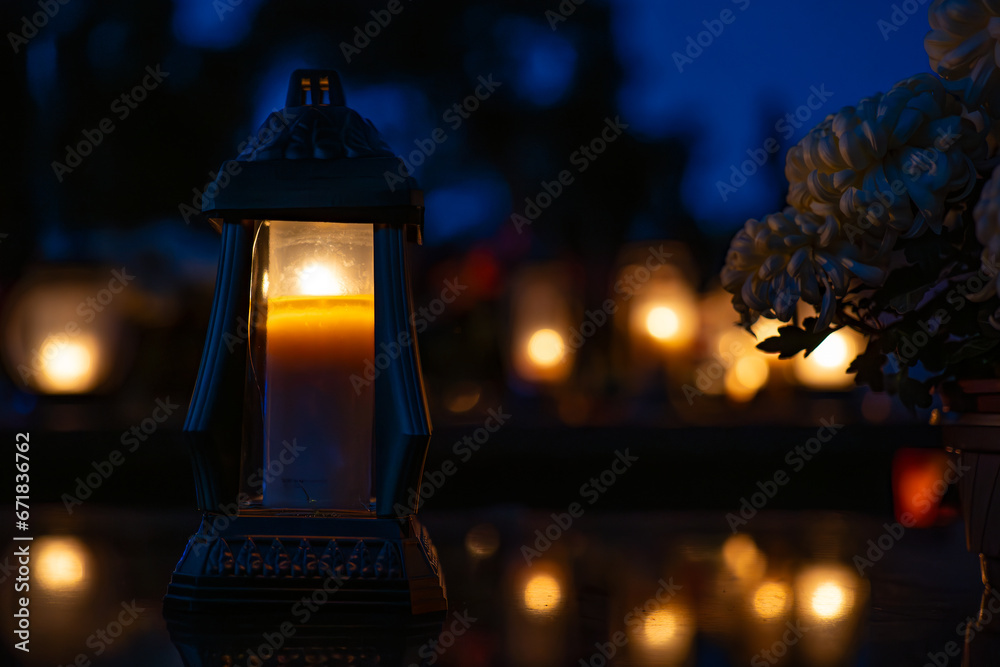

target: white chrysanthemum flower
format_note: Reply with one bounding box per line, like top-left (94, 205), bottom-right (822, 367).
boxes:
top-left (971, 163), bottom-right (1000, 325)
top-left (926, 0), bottom-right (1000, 113)
top-left (721, 208), bottom-right (885, 330)
top-left (785, 74), bottom-right (989, 259)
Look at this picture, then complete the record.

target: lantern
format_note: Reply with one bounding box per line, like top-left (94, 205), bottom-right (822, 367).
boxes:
top-left (164, 70), bottom-right (445, 616)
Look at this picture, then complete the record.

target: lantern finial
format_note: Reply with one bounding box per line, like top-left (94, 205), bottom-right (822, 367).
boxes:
top-left (285, 69), bottom-right (346, 107)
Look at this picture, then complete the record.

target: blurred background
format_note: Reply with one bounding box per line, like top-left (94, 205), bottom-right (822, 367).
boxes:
top-left (1, 1), bottom-right (983, 666)
top-left (0, 0), bottom-right (938, 431)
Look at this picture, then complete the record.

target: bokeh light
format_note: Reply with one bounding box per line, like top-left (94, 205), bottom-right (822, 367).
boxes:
top-left (523, 573), bottom-right (562, 615)
top-left (527, 329), bottom-right (566, 368)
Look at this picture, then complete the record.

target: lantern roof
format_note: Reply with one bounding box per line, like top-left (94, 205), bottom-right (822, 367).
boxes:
top-left (201, 70), bottom-right (423, 241)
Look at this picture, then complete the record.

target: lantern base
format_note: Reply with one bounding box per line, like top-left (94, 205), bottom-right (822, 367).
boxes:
top-left (163, 513), bottom-right (447, 617)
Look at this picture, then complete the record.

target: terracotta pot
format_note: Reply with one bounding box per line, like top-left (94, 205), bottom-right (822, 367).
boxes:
top-left (942, 379), bottom-right (1000, 633)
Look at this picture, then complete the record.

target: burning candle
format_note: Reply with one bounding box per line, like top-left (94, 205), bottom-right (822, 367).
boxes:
top-left (252, 220), bottom-right (375, 510)
top-left (263, 293), bottom-right (374, 509)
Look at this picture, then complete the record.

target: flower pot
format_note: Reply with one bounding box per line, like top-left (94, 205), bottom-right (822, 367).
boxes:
top-left (942, 379), bottom-right (1000, 633)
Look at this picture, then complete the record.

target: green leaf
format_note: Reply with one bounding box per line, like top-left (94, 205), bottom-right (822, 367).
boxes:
top-left (888, 285), bottom-right (934, 314)
top-left (899, 376), bottom-right (933, 410)
top-left (847, 339), bottom-right (886, 392)
top-left (946, 338), bottom-right (1000, 366)
top-left (756, 321), bottom-right (835, 360)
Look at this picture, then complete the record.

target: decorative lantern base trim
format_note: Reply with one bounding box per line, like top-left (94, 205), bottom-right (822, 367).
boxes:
top-left (163, 513), bottom-right (446, 617)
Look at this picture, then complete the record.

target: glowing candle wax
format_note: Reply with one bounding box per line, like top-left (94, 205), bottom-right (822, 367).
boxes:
top-left (262, 293), bottom-right (375, 509)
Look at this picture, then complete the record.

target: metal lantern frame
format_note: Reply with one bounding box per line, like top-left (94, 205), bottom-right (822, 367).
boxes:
top-left (164, 70), bottom-right (446, 619)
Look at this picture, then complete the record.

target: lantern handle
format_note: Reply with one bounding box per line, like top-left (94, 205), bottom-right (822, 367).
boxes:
top-left (285, 69), bottom-right (346, 107)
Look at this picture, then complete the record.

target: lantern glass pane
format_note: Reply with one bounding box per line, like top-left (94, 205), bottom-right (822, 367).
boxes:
top-left (247, 220), bottom-right (375, 511)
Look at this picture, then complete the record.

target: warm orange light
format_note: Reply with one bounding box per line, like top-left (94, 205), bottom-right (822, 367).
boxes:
top-left (35, 334), bottom-right (100, 394)
top-left (892, 449), bottom-right (955, 527)
top-left (795, 564), bottom-right (858, 624)
top-left (642, 608), bottom-right (678, 645)
top-left (629, 601), bottom-right (695, 665)
top-left (527, 329), bottom-right (566, 368)
top-left (36, 537), bottom-right (89, 594)
top-left (523, 573), bottom-right (562, 615)
top-left (722, 534), bottom-right (767, 583)
top-left (724, 355), bottom-right (769, 402)
top-left (296, 263), bottom-right (344, 296)
top-left (752, 581), bottom-right (791, 621)
top-left (792, 329), bottom-right (863, 390)
top-left (646, 306), bottom-right (680, 340)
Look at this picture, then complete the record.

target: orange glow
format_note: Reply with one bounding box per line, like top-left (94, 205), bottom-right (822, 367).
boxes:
top-left (36, 537), bottom-right (90, 594)
top-left (792, 329), bottom-right (864, 390)
top-left (722, 534), bottom-right (767, 583)
top-left (795, 564), bottom-right (859, 625)
top-left (35, 334), bottom-right (101, 394)
top-left (752, 581), bottom-right (791, 621)
top-left (523, 573), bottom-right (562, 615)
top-left (892, 449), bottom-right (956, 527)
top-left (527, 329), bottom-right (566, 368)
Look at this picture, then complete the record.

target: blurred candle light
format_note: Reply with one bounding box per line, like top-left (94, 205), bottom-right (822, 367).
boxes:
top-left (36, 334), bottom-right (100, 394)
top-left (630, 600), bottom-right (695, 665)
top-left (892, 449), bottom-right (955, 527)
top-left (615, 242), bottom-right (700, 361)
top-left (752, 581), bottom-right (791, 621)
top-left (36, 536), bottom-right (90, 595)
top-left (795, 564), bottom-right (859, 625)
top-left (523, 573), bottom-right (563, 616)
top-left (2, 270), bottom-right (127, 396)
top-left (722, 534), bottom-right (767, 584)
top-left (646, 306), bottom-right (680, 340)
top-left (527, 329), bottom-right (566, 368)
top-left (792, 329), bottom-right (864, 390)
top-left (509, 263), bottom-right (577, 384)
top-left (465, 523), bottom-right (500, 559)
top-left (631, 290), bottom-right (698, 351)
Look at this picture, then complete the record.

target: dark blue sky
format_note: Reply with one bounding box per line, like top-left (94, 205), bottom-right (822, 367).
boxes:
top-left (164, 0), bottom-right (935, 241)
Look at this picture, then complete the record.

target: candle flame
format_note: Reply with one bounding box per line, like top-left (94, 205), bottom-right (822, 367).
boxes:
top-left (296, 263), bottom-right (345, 296)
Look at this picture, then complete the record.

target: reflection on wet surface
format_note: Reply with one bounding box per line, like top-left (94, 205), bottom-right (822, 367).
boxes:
top-left (0, 505), bottom-right (987, 666)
